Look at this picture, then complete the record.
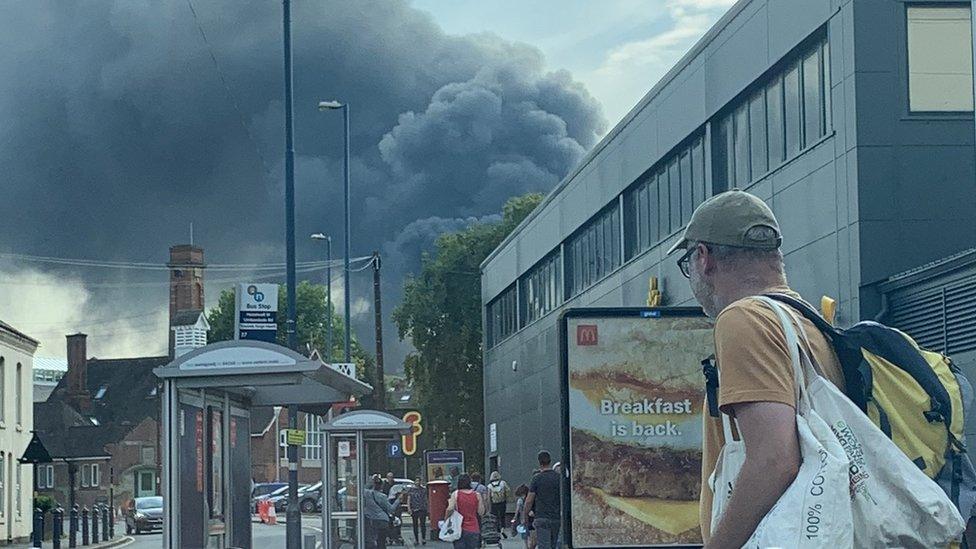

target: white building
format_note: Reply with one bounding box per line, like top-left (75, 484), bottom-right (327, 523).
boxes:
top-left (0, 320), bottom-right (38, 544)
top-left (32, 357), bottom-right (66, 403)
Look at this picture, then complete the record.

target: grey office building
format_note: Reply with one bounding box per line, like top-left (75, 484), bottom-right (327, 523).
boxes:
top-left (480, 0), bottom-right (976, 484)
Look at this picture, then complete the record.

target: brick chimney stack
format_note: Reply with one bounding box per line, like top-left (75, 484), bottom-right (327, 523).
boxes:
top-left (65, 333), bottom-right (90, 412)
top-left (168, 244), bottom-right (205, 357)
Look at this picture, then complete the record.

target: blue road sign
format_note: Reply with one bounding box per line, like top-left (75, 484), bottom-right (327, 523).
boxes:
top-left (387, 441), bottom-right (403, 459)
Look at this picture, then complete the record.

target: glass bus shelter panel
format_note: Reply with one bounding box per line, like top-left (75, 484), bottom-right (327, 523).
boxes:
top-left (206, 405), bottom-right (225, 548)
top-left (179, 402), bottom-right (206, 548)
top-left (329, 434), bottom-right (358, 549)
top-left (230, 411), bottom-right (252, 549)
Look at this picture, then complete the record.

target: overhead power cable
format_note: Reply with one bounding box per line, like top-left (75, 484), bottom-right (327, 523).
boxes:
top-left (0, 256), bottom-right (375, 288)
top-left (0, 252), bottom-right (371, 272)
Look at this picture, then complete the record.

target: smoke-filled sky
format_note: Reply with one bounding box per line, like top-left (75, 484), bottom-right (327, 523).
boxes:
top-left (0, 0), bottom-right (732, 366)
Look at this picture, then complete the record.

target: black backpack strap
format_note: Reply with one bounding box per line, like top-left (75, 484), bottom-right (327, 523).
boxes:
top-left (763, 293), bottom-right (838, 336)
top-left (702, 355), bottom-right (720, 418)
top-left (763, 293), bottom-right (869, 411)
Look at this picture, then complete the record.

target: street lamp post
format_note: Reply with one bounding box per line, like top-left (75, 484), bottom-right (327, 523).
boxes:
top-left (282, 1), bottom-right (300, 547)
top-left (318, 100), bottom-right (352, 364)
top-left (311, 233), bottom-right (333, 362)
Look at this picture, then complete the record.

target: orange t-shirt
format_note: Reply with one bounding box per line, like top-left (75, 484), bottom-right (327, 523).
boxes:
top-left (699, 288), bottom-right (846, 542)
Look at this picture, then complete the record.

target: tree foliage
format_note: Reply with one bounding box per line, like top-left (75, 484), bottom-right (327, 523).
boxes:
top-left (207, 280), bottom-right (373, 380)
top-left (393, 193), bottom-right (543, 470)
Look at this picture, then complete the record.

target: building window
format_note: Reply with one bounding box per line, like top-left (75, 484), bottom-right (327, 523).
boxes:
top-left (519, 251), bottom-right (562, 326)
top-left (0, 358), bottom-right (5, 423)
top-left (0, 453), bottom-right (5, 517)
top-left (486, 284), bottom-right (518, 348)
top-left (15, 363), bottom-right (22, 426)
top-left (624, 135), bottom-right (706, 260)
top-left (713, 116), bottom-right (734, 190)
top-left (303, 415), bottom-right (323, 461)
top-left (907, 5), bottom-right (974, 112)
top-left (713, 34), bottom-right (830, 188)
top-left (802, 47), bottom-right (824, 143)
top-left (94, 385), bottom-right (108, 400)
top-left (783, 62), bottom-right (802, 159)
top-left (766, 77), bottom-right (785, 166)
top-left (749, 91), bottom-right (768, 177)
top-left (82, 463), bottom-right (99, 487)
top-left (733, 104), bottom-right (750, 186)
top-left (565, 203), bottom-right (621, 298)
top-left (36, 465), bottom-right (54, 490)
top-left (15, 464), bottom-right (21, 517)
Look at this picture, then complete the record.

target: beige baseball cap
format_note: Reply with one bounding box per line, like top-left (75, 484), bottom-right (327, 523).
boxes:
top-left (666, 189), bottom-right (781, 255)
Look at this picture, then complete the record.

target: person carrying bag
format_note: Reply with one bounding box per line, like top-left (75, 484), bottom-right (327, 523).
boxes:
top-left (710, 297), bottom-right (853, 547)
top-left (712, 297), bottom-right (966, 547)
top-left (444, 474), bottom-right (486, 549)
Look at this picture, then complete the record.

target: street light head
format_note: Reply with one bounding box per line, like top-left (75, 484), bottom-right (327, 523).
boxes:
top-left (317, 100), bottom-right (344, 111)
top-left (310, 233), bottom-right (329, 241)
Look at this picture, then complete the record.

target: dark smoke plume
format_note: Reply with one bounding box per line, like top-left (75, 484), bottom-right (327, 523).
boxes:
top-left (0, 0), bottom-right (605, 365)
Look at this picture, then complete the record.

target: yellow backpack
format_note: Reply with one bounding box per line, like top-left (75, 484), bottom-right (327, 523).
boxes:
top-left (766, 293), bottom-right (976, 517)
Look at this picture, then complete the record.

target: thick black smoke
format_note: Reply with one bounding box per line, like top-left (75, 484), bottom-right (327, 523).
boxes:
top-left (0, 0), bottom-right (605, 365)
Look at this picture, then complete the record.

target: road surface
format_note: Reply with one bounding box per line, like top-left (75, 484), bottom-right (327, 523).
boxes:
top-left (121, 518), bottom-right (324, 548)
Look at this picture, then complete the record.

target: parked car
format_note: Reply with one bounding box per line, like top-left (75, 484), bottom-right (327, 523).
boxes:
top-left (124, 496), bottom-right (163, 535)
top-left (269, 484), bottom-right (309, 513)
top-left (387, 478), bottom-right (416, 503)
top-left (299, 482), bottom-right (322, 513)
top-left (251, 482), bottom-right (288, 512)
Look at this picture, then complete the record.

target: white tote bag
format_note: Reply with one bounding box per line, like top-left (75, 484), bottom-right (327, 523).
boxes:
top-left (758, 299), bottom-right (966, 548)
top-left (710, 299), bottom-right (853, 548)
top-left (438, 510), bottom-right (463, 542)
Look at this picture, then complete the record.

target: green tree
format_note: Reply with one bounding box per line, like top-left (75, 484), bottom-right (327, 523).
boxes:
top-left (393, 193), bottom-right (544, 471)
top-left (207, 280), bottom-right (373, 380)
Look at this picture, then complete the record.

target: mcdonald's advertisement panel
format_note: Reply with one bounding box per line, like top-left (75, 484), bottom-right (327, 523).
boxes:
top-left (562, 308), bottom-right (713, 547)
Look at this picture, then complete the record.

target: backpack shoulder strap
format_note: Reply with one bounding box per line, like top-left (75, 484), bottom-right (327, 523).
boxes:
top-left (763, 293), bottom-right (837, 336)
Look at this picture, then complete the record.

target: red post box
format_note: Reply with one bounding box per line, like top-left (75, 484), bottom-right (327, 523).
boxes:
top-left (427, 480), bottom-right (451, 538)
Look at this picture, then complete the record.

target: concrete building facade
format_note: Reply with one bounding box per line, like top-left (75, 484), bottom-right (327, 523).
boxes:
top-left (481, 0), bottom-right (976, 485)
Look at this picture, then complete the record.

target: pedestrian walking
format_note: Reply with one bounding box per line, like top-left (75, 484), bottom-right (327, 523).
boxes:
top-left (523, 452), bottom-right (560, 549)
top-left (447, 466), bottom-right (461, 491)
top-left (407, 478), bottom-right (429, 546)
top-left (445, 474), bottom-right (486, 549)
top-left (487, 471), bottom-right (511, 537)
top-left (512, 484), bottom-right (529, 546)
top-left (470, 472), bottom-right (488, 499)
top-left (364, 475), bottom-right (394, 549)
top-left (667, 189), bottom-right (847, 547)
top-left (382, 472), bottom-right (395, 495)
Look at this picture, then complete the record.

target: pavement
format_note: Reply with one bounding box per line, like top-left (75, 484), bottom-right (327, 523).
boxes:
top-left (11, 516), bottom-right (530, 548)
top-left (4, 536), bottom-right (130, 549)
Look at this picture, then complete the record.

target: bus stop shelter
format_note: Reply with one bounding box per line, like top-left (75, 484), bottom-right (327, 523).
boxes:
top-left (154, 340), bottom-right (372, 549)
top-left (319, 410), bottom-right (412, 549)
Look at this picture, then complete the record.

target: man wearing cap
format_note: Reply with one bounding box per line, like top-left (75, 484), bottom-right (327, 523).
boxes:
top-left (667, 190), bottom-right (846, 548)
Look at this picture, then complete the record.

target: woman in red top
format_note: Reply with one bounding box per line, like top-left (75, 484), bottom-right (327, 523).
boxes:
top-left (446, 474), bottom-right (486, 549)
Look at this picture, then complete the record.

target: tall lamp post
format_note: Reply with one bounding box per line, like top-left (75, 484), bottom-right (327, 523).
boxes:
top-left (282, 1), bottom-right (300, 547)
top-left (318, 100), bottom-right (352, 363)
top-left (310, 233), bottom-right (333, 362)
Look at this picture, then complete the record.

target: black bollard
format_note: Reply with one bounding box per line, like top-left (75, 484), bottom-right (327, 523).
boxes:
top-left (90, 505), bottom-right (99, 543)
top-left (69, 505), bottom-right (78, 548)
top-left (53, 507), bottom-right (64, 549)
top-left (32, 507), bottom-right (44, 548)
top-left (81, 507), bottom-right (89, 546)
top-left (100, 506), bottom-right (108, 542)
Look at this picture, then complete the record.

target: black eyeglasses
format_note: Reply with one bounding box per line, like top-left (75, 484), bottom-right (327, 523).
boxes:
top-left (677, 247), bottom-right (696, 279)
